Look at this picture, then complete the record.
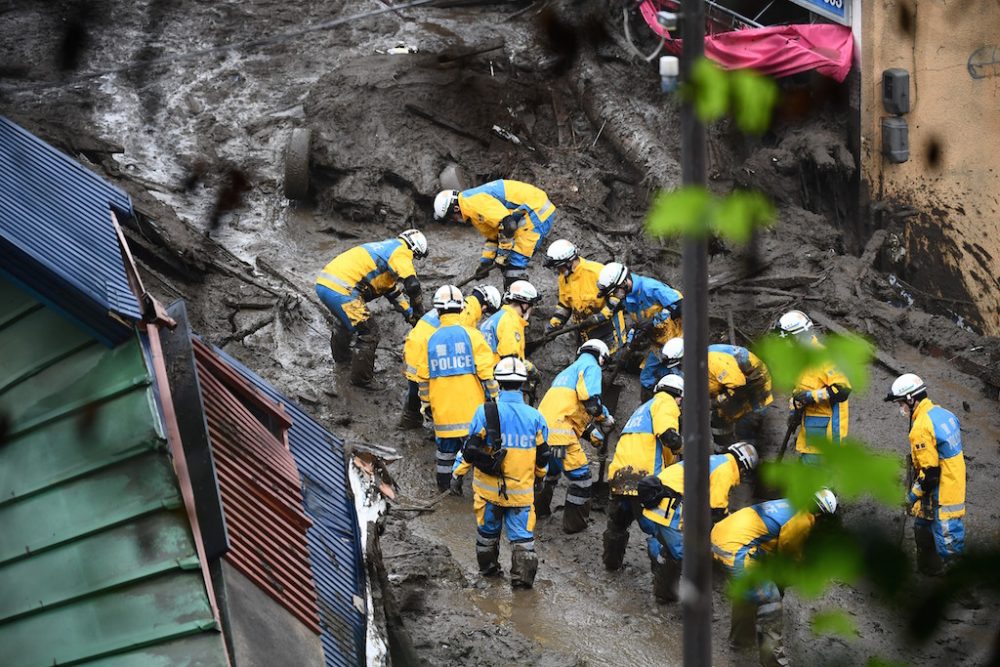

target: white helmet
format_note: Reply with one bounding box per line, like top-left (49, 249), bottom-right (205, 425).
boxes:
top-left (544, 239), bottom-right (578, 269)
top-left (661, 337), bottom-right (684, 368)
top-left (655, 373), bottom-right (684, 398)
top-left (504, 280), bottom-right (539, 305)
top-left (399, 229), bottom-right (428, 258)
top-left (597, 262), bottom-right (630, 297)
top-left (495, 356), bottom-right (528, 384)
top-left (776, 310), bottom-right (813, 337)
top-left (471, 284), bottom-right (502, 313)
top-left (727, 441), bottom-right (759, 473)
top-left (578, 339), bottom-right (610, 366)
top-left (432, 284), bottom-right (464, 312)
top-left (433, 190), bottom-right (459, 220)
top-left (814, 488), bottom-right (838, 515)
top-left (885, 373), bottom-right (926, 403)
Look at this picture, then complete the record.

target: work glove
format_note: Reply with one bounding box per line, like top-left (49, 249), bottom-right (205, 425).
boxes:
top-left (494, 253), bottom-right (508, 268)
top-left (598, 409), bottom-right (615, 432)
top-left (711, 391), bottom-right (731, 410)
top-left (405, 310), bottom-right (420, 326)
top-left (791, 389), bottom-right (816, 410)
top-left (589, 427), bottom-right (606, 449)
top-left (582, 312), bottom-right (606, 328)
top-left (544, 321), bottom-right (562, 336)
top-left (449, 475), bottom-right (464, 497)
top-left (474, 261), bottom-right (494, 280)
top-left (534, 477), bottom-right (546, 495)
top-left (421, 402), bottom-right (433, 422)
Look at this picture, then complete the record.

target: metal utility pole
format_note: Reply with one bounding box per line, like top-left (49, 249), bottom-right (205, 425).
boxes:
top-left (679, 1), bottom-right (711, 666)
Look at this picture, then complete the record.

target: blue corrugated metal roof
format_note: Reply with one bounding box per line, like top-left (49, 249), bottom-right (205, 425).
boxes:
top-left (208, 344), bottom-right (366, 667)
top-left (0, 116), bottom-right (142, 346)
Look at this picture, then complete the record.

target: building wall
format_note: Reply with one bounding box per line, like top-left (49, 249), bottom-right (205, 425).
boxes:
top-left (859, 0), bottom-right (1000, 334)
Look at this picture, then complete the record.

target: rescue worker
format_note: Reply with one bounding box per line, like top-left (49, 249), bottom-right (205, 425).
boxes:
top-left (775, 311), bottom-right (851, 464)
top-left (659, 338), bottom-right (773, 447)
top-left (597, 262), bottom-right (683, 375)
top-left (536, 339), bottom-right (615, 533)
top-left (433, 180), bottom-right (556, 288)
top-left (636, 442), bottom-right (758, 602)
top-left (416, 285), bottom-right (499, 491)
top-left (711, 490), bottom-right (838, 667)
top-left (602, 374), bottom-right (684, 572)
top-left (315, 230), bottom-right (428, 387)
top-left (400, 285), bottom-right (501, 429)
top-left (450, 357), bottom-right (551, 587)
top-left (480, 280), bottom-right (542, 402)
top-left (543, 239), bottom-right (627, 353)
top-left (884, 373), bottom-right (966, 574)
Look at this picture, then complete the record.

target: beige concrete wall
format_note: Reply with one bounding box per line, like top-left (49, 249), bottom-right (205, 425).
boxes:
top-left (859, 0), bottom-right (1000, 334)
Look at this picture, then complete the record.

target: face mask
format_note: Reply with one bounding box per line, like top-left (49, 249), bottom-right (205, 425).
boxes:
top-left (898, 404), bottom-right (909, 418)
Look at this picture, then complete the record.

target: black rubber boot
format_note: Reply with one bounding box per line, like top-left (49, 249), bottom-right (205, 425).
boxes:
top-left (562, 500), bottom-right (591, 534)
top-left (350, 336), bottom-right (378, 387)
top-left (757, 602), bottom-right (790, 667)
top-left (652, 556), bottom-right (681, 603)
top-left (914, 523), bottom-right (944, 576)
top-left (398, 408), bottom-right (423, 429)
top-left (510, 545), bottom-right (539, 588)
top-left (729, 600), bottom-right (758, 651)
top-left (535, 481), bottom-right (556, 518)
top-left (436, 472), bottom-right (452, 493)
top-left (330, 324), bottom-right (353, 363)
top-left (476, 541), bottom-right (502, 577)
top-left (602, 524), bottom-right (630, 571)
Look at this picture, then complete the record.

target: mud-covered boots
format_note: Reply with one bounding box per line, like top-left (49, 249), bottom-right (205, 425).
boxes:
top-left (729, 600), bottom-right (758, 652)
top-left (398, 408), bottom-right (424, 429)
top-left (330, 324), bottom-right (353, 363)
top-left (757, 601), bottom-right (790, 667)
top-left (652, 555), bottom-right (681, 603)
top-left (563, 499), bottom-right (591, 534)
top-left (350, 334), bottom-right (378, 387)
top-left (534, 480), bottom-right (557, 518)
top-left (476, 539), bottom-right (502, 578)
top-left (510, 544), bottom-right (539, 588)
top-left (914, 521), bottom-right (944, 576)
top-left (602, 524), bottom-right (629, 571)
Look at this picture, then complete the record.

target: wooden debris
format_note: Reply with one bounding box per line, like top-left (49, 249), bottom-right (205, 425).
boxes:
top-left (404, 103), bottom-right (489, 147)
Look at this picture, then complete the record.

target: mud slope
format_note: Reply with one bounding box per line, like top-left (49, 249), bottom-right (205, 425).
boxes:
top-left (3, 1), bottom-right (998, 665)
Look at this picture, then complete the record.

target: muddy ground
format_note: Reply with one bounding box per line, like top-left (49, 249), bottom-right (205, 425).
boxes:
top-left (3, 1), bottom-right (999, 665)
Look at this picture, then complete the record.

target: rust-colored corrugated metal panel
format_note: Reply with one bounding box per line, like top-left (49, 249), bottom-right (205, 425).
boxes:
top-left (192, 339), bottom-right (320, 634)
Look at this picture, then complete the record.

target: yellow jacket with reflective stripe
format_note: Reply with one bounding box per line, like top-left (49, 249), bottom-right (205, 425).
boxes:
top-left (710, 500), bottom-right (816, 568)
top-left (643, 455), bottom-right (741, 527)
top-left (480, 304), bottom-right (528, 363)
top-left (537, 354), bottom-right (603, 446)
top-left (794, 360), bottom-right (851, 454)
top-left (456, 391), bottom-right (549, 506)
top-left (402, 299), bottom-right (484, 382)
top-left (458, 180), bottom-right (555, 260)
top-left (909, 398), bottom-right (966, 519)
top-left (417, 313), bottom-right (497, 438)
top-left (608, 393), bottom-right (680, 495)
top-left (316, 239), bottom-right (415, 296)
top-left (551, 257), bottom-right (614, 323)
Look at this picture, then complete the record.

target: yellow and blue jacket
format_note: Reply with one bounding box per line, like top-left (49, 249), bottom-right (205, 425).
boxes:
top-left (708, 344), bottom-right (773, 417)
top-left (608, 392), bottom-right (681, 495)
top-left (642, 454), bottom-right (742, 528)
top-left (316, 238), bottom-right (416, 299)
top-left (612, 274), bottom-right (683, 344)
top-left (403, 298), bottom-right (485, 382)
top-left (537, 353), bottom-right (603, 446)
top-left (417, 313), bottom-right (498, 438)
top-left (794, 358), bottom-right (851, 454)
top-left (550, 257), bottom-right (627, 350)
top-left (453, 390), bottom-right (549, 507)
top-left (480, 304), bottom-right (528, 362)
top-left (457, 180), bottom-right (556, 262)
top-left (908, 398), bottom-right (966, 520)
top-left (711, 499), bottom-right (816, 569)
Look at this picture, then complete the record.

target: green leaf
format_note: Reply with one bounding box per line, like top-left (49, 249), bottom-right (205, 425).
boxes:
top-left (818, 438), bottom-right (903, 505)
top-left (684, 58), bottom-right (729, 123)
top-left (811, 609), bottom-right (857, 638)
top-left (645, 186), bottom-right (713, 238)
top-left (823, 332), bottom-right (875, 394)
top-left (761, 459), bottom-right (831, 510)
top-left (752, 335), bottom-right (812, 393)
top-left (714, 190), bottom-right (775, 243)
top-left (729, 69), bottom-right (779, 135)
top-left (867, 659), bottom-right (909, 667)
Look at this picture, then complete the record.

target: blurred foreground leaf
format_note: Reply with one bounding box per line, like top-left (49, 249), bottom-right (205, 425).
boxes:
top-left (715, 190), bottom-right (775, 243)
top-left (730, 68), bottom-right (779, 135)
top-left (811, 609), bottom-right (857, 639)
top-left (684, 58), bottom-right (729, 122)
top-left (753, 332), bottom-right (874, 394)
top-left (646, 186), bottom-right (712, 237)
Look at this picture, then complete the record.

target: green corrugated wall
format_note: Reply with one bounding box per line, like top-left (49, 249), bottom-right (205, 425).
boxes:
top-left (0, 279), bottom-right (228, 667)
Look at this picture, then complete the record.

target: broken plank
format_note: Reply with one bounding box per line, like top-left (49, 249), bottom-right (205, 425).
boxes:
top-left (807, 310), bottom-right (906, 376)
top-left (404, 103), bottom-right (489, 147)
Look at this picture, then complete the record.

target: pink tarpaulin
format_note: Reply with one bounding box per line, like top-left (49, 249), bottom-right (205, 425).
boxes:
top-left (639, 0), bottom-right (854, 82)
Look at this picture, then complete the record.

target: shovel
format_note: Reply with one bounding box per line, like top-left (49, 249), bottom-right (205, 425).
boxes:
top-left (524, 321), bottom-right (587, 355)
